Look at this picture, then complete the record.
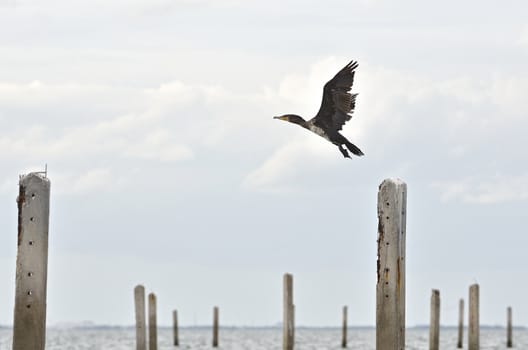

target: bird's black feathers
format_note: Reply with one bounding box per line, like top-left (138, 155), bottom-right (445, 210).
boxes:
top-left (312, 60), bottom-right (358, 132)
top-left (274, 60), bottom-right (363, 159)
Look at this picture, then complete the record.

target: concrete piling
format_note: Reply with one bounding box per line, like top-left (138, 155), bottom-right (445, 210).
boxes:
top-left (12, 173), bottom-right (51, 350)
top-left (468, 284), bottom-right (479, 350)
top-left (507, 306), bottom-right (512, 348)
top-left (173, 309), bottom-right (179, 346)
top-left (341, 306), bottom-right (348, 348)
top-left (429, 290), bottom-right (440, 350)
top-left (134, 285), bottom-right (147, 350)
top-left (376, 178), bottom-right (407, 350)
top-left (148, 293), bottom-right (158, 350)
top-left (283, 273), bottom-right (294, 350)
top-left (212, 306), bottom-right (219, 347)
top-left (457, 298), bottom-right (464, 348)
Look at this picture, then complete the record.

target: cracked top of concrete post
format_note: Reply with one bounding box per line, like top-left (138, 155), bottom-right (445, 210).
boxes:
top-left (380, 178), bottom-right (406, 187)
top-left (19, 172), bottom-right (50, 187)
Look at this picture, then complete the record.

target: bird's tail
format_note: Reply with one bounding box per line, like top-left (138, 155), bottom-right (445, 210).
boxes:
top-left (345, 141), bottom-right (364, 157)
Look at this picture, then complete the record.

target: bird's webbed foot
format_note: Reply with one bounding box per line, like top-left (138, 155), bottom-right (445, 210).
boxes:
top-left (338, 145), bottom-right (351, 158)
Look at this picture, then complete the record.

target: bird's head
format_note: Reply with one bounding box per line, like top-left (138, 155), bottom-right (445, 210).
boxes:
top-left (273, 114), bottom-right (306, 125)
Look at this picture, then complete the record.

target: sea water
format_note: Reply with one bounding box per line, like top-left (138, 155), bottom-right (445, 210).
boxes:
top-left (0, 327), bottom-right (526, 349)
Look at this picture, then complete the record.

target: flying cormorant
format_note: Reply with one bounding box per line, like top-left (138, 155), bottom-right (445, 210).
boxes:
top-left (274, 60), bottom-right (364, 159)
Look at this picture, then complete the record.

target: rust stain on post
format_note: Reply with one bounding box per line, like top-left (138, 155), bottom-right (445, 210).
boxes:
top-left (16, 185), bottom-right (25, 246)
top-left (376, 219), bottom-right (384, 284)
top-left (396, 258), bottom-right (401, 296)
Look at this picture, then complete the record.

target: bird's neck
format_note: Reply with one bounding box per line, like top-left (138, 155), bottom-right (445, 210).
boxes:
top-left (293, 118), bottom-right (308, 128)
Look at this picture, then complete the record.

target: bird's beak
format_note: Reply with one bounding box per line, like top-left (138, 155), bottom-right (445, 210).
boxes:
top-left (273, 116), bottom-right (287, 121)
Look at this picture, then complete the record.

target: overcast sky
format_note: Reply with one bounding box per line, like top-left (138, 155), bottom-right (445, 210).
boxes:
top-left (1, 0), bottom-right (528, 328)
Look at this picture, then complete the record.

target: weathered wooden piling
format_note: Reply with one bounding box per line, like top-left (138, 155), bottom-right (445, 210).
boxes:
top-left (507, 306), bottom-right (512, 348)
top-left (429, 290), bottom-right (440, 350)
top-left (283, 273), bottom-right (294, 350)
top-left (468, 284), bottom-right (479, 350)
top-left (457, 298), bottom-right (464, 348)
top-left (148, 293), bottom-right (158, 350)
top-left (292, 304), bottom-right (295, 344)
top-left (173, 310), bottom-right (179, 346)
top-left (341, 306), bottom-right (348, 348)
top-left (212, 306), bottom-right (219, 347)
top-left (376, 178), bottom-right (407, 350)
top-left (134, 285), bottom-right (147, 350)
top-left (12, 173), bottom-right (51, 350)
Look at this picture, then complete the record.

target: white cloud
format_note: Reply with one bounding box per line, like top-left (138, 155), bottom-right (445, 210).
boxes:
top-left (67, 168), bottom-right (113, 194)
top-left (490, 75), bottom-right (528, 116)
top-left (0, 0), bottom-right (15, 7)
top-left (0, 77), bottom-right (282, 194)
top-left (519, 25), bottom-right (528, 46)
top-left (132, 0), bottom-right (246, 15)
top-left (0, 80), bottom-right (235, 164)
top-left (434, 174), bottom-right (528, 204)
top-left (125, 129), bottom-right (193, 162)
top-left (0, 177), bottom-right (17, 194)
top-left (243, 136), bottom-right (337, 192)
top-left (7, 0), bottom-right (244, 17)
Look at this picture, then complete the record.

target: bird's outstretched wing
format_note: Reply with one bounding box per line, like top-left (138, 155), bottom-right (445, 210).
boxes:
top-left (311, 60), bottom-right (358, 132)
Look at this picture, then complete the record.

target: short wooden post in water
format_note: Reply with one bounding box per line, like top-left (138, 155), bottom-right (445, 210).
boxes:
top-left (376, 178), bottom-right (407, 350)
top-left (148, 293), bottom-right (158, 350)
top-left (173, 309), bottom-right (179, 346)
top-left (457, 298), bottom-right (464, 348)
top-left (429, 289), bottom-right (440, 350)
top-left (468, 284), bottom-right (479, 350)
top-left (12, 173), bottom-right (51, 350)
top-left (506, 306), bottom-right (512, 348)
top-left (212, 306), bottom-right (219, 347)
top-left (134, 285), bottom-right (147, 350)
top-left (341, 306), bottom-right (348, 348)
top-left (283, 273), bottom-right (294, 350)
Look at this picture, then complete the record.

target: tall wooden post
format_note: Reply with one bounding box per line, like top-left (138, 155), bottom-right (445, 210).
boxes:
top-left (341, 306), bottom-right (348, 348)
top-left (429, 290), bottom-right (440, 350)
top-left (457, 298), bottom-right (464, 348)
top-left (12, 173), bottom-right (51, 350)
top-left (134, 285), bottom-right (147, 350)
top-left (173, 310), bottom-right (179, 346)
top-left (506, 306), bottom-right (512, 348)
top-left (468, 284), bottom-right (479, 350)
top-left (283, 273), bottom-right (294, 350)
top-left (212, 306), bottom-right (219, 347)
top-left (148, 293), bottom-right (158, 350)
top-left (376, 178), bottom-right (407, 350)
